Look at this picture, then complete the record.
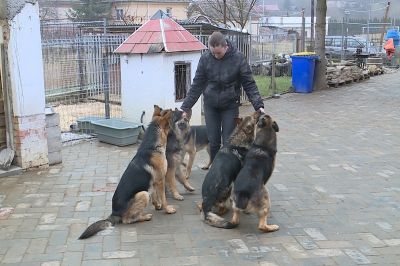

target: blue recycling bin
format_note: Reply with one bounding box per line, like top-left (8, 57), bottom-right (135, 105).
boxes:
top-left (291, 55), bottom-right (319, 93)
top-left (386, 29), bottom-right (400, 46)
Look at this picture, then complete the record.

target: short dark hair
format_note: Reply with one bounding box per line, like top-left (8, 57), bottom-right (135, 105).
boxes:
top-left (208, 31), bottom-right (227, 47)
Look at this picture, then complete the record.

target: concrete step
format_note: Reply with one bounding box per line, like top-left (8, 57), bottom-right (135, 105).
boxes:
top-left (0, 165), bottom-right (23, 178)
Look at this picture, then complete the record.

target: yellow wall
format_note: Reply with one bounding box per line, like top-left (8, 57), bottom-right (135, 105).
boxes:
top-left (111, 2), bottom-right (189, 23)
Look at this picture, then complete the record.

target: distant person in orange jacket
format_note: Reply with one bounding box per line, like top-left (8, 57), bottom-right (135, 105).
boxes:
top-left (384, 38), bottom-right (395, 60)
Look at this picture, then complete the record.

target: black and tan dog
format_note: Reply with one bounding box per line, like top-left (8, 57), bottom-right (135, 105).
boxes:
top-left (230, 113), bottom-right (279, 232)
top-left (153, 105), bottom-right (195, 201)
top-left (78, 109), bottom-right (174, 239)
top-left (181, 125), bottom-right (211, 179)
top-left (200, 112), bottom-right (260, 228)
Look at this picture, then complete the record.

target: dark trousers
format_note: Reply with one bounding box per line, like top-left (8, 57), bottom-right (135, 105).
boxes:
top-left (203, 104), bottom-right (239, 162)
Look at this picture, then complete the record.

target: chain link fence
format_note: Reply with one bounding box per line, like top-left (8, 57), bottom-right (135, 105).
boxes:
top-left (41, 20), bottom-right (296, 133)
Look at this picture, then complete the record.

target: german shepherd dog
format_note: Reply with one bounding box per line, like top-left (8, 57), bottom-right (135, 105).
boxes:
top-left (230, 114), bottom-right (279, 232)
top-left (200, 112), bottom-right (260, 228)
top-left (78, 109), bottom-right (174, 239)
top-left (181, 125), bottom-right (211, 179)
top-left (153, 105), bottom-right (195, 201)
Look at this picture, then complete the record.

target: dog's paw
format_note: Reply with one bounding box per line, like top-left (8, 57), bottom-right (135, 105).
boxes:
top-left (153, 202), bottom-right (162, 210)
top-left (196, 202), bottom-right (203, 212)
top-left (143, 213), bottom-right (153, 221)
top-left (183, 183), bottom-right (195, 192)
top-left (173, 193), bottom-right (184, 201)
top-left (165, 205), bottom-right (176, 214)
top-left (259, 224), bottom-right (279, 233)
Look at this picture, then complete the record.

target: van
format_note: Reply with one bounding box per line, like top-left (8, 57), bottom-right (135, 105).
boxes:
top-left (325, 36), bottom-right (379, 59)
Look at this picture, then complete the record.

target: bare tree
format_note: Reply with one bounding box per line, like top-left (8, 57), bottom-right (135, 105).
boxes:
top-left (115, 4), bottom-right (145, 24)
top-left (190, 0), bottom-right (257, 29)
top-left (39, 0), bottom-right (58, 20)
top-left (314, 0), bottom-right (327, 90)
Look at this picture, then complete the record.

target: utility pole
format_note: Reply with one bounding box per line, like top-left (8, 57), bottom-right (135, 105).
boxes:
top-left (367, 0), bottom-right (371, 53)
top-left (380, 2), bottom-right (391, 50)
top-left (223, 0), bottom-right (227, 27)
top-left (301, 8), bottom-right (305, 51)
top-left (344, 10), bottom-right (350, 51)
top-left (311, 0), bottom-right (315, 50)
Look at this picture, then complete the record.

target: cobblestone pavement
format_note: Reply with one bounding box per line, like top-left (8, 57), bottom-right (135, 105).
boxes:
top-left (1, 72), bottom-right (399, 265)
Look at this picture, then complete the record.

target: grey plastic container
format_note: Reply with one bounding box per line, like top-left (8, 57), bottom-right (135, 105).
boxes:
top-left (76, 116), bottom-right (103, 133)
top-left (91, 119), bottom-right (141, 146)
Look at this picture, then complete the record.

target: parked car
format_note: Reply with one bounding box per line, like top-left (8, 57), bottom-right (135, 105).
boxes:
top-left (354, 37), bottom-right (383, 56)
top-left (325, 35), bottom-right (379, 60)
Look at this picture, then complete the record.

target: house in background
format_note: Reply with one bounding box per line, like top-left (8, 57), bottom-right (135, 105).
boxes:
top-left (115, 10), bottom-right (206, 126)
top-left (38, 0), bottom-right (82, 20)
top-left (110, 0), bottom-right (190, 24)
top-left (37, 0), bottom-right (190, 22)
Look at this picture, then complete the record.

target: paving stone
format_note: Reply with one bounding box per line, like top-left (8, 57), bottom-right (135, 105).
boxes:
top-left (41, 261), bottom-right (61, 266)
top-left (102, 251), bottom-right (136, 259)
top-left (27, 238), bottom-right (48, 254)
top-left (295, 236), bottom-right (318, 250)
top-left (343, 249), bottom-right (371, 264)
top-left (315, 240), bottom-right (353, 249)
top-left (303, 228), bottom-right (327, 241)
top-left (384, 239), bottom-right (400, 246)
top-left (2, 73), bottom-right (400, 265)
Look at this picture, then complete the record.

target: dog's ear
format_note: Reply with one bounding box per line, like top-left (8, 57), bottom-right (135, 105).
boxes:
top-left (234, 117), bottom-right (243, 126)
top-left (153, 105), bottom-right (162, 117)
top-left (272, 121), bottom-right (279, 132)
top-left (160, 109), bottom-right (173, 129)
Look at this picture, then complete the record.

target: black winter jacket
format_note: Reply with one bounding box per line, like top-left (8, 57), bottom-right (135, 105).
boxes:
top-left (181, 40), bottom-right (264, 111)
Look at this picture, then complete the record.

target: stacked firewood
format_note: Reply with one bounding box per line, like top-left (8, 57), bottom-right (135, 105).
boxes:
top-left (326, 65), bottom-right (367, 85)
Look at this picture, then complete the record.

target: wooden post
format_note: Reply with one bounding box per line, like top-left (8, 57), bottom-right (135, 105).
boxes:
top-left (223, 0), bottom-right (227, 27)
top-left (270, 54), bottom-right (279, 98)
top-left (311, 0), bottom-right (315, 50)
top-left (380, 2), bottom-right (391, 50)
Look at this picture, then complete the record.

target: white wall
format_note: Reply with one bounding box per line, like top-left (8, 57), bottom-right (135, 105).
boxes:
top-left (256, 16), bottom-right (330, 38)
top-left (121, 51), bottom-right (203, 127)
top-left (8, 2), bottom-right (45, 117)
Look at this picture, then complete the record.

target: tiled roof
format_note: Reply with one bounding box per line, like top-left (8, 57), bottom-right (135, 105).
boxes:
top-left (114, 10), bottom-right (206, 54)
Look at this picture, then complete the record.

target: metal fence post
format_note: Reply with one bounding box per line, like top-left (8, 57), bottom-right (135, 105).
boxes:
top-left (102, 44), bottom-right (110, 119)
top-left (301, 8), bottom-right (306, 52)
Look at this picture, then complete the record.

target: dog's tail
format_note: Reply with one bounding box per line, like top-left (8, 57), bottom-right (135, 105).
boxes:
top-left (204, 211), bottom-right (238, 229)
top-left (78, 215), bottom-right (121, 239)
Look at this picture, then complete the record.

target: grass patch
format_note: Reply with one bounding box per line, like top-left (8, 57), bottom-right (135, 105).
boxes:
top-left (254, 75), bottom-right (292, 97)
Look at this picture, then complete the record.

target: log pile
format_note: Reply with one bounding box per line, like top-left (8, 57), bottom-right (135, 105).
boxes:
top-left (326, 65), bottom-right (369, 87)
top-left (367, 64), bottom-right (384, 75)
top-left (366, 57), bottom-right (384, 75)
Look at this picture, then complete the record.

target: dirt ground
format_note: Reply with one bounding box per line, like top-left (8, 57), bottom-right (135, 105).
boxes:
top-left (53, 101), bottom-right (122, 132)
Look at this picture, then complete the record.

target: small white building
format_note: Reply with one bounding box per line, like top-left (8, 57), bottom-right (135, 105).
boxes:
top-left (115, 10), bottom-right (206, 126)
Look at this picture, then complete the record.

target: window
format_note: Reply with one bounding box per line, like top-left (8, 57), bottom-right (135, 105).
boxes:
top-left (166, 7), bottom-right (172, 17)
top-left (116, 9), bottom-right (124, 21)
top-left (347, 38), bottom-right (362, 48)
top-left (325, 37), bottom-right (332, 46)
top-left (332, 38), bottom-right (342, 47)
top-left (174, 62), bottom-right (191, 101)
